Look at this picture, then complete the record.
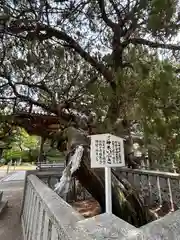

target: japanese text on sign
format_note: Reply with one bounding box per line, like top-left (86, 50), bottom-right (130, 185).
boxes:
top-left (90, 134), bottom-right (125, 168)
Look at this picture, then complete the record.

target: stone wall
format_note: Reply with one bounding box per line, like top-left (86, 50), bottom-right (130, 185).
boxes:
top-left (21, 173), bottom-right (180, 240)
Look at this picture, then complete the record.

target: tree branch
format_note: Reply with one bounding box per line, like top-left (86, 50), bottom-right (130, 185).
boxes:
top-left (128, 38), bottom-right (180, 50)
top-left (98, 0), bottom-right (116, 29)
top-left (109, 0), bottom-right (122, 25)
top-left (0, 71), bottom-right (92, 130)
top-left (7, 24), bottom-right (114, 86)
top-left (69, 74), bottom-right (99, 102)
top-left (15, 80), bottom-right (55, 101)
top-left (1, 71), bottom-right (55, 113)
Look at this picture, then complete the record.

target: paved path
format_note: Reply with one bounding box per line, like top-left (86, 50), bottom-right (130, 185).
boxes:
top-left (0, 181), bottom-right (24, 240)
top-left (0, 171), bottom-right (26, 182)
top-left (0, 170), bottom-right (8, 179)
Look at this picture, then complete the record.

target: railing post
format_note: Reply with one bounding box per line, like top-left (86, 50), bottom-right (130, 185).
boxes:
top-left (51, 225), bottom-right (59, 239)
top-left (32, 196), bottom-right (40, 240)
top-left (157, 176), bottom-right (162, 207)
top-left (167, 177), bottom-right (174, 212)
top-left (22, 182), bottom-right (31, 229)
top-left (147, 175), bottom-right (152, 205)
top-left (25, 185), bottom-right (34, 235)
top-left (32, 200), bottom-right (40, 239)
top-left (36, 206), bottom-right (45, 240)
top-left (42, 213), bottom-right (50, 239)
top-left (27, 193), bottom-right (37, 240)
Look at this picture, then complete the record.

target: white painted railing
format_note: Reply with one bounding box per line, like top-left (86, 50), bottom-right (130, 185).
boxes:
top-left (21, 174), bottom-right (85, 240)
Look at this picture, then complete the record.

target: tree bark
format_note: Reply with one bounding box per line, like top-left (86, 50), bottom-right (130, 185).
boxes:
top-left (37, 137), bottom-right (45, 163)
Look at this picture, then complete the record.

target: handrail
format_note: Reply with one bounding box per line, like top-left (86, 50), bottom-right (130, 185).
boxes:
top-left (21, 170), bottom-right (180, 239)
top-left (118, 167), bottom-right (180, 179)
top-left (21, 174), bottom-right (87, 240)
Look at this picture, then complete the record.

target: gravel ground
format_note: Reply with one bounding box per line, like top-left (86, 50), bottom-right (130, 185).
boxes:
top-left (0, 181), bottom-right (24, 240)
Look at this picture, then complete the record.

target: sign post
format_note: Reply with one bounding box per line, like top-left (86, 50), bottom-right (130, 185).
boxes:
top-left (90, 134), bottom-right (125, 213)
top-left (105, 166), bottom-right (112, 213)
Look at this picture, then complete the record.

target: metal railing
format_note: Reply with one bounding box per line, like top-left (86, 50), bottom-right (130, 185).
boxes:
top-left (36, 162), bottom-right (65, 170)
top-left (118, 168), bottom-right (180, 211)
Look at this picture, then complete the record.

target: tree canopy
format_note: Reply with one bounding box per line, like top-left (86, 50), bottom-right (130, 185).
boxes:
top-left (0, 0), bottom-right (180, 169)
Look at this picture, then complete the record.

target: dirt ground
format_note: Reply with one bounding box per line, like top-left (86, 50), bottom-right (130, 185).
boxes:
top-left (71, 199), bottom-right (101, 218)
top-left (0, 181), bottom-right (24, 240)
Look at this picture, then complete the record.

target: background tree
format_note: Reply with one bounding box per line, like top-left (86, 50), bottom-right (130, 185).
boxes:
top-left (3, 128), bottom-right (38, 163)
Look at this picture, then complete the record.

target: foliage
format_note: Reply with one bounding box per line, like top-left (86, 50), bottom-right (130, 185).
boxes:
top-left (0, 0), bottom-right (180, 169)
top-left (3, 128), bottom-right (39, 162)
top-left (43, 141), bottom-right (65, 162)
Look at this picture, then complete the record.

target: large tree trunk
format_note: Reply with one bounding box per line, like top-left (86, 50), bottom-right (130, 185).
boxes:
top-left (76, 152), bottom-right (153, 227)
top-left (55, 126), bottom-right (156, 227)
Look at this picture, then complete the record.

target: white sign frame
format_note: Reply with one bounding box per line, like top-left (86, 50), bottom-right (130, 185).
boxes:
top-left (90, 133), bottom-right (125, 213)
top-left (90, 134), bottom-right (125, 168)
